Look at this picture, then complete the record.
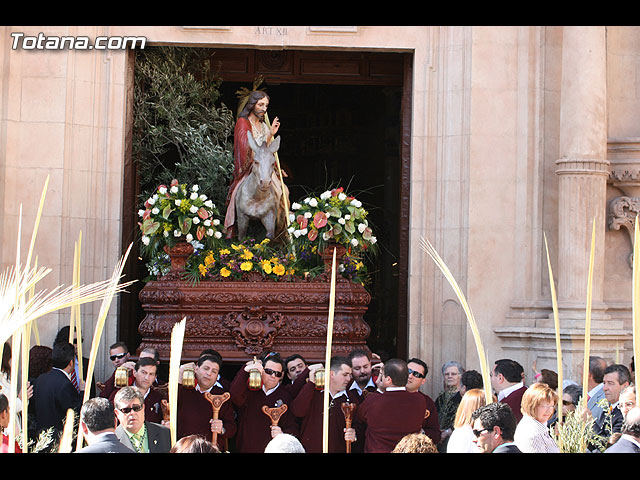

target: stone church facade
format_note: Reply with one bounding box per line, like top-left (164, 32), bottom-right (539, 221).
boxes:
top-left (1, 26), bottom-right (637, 397)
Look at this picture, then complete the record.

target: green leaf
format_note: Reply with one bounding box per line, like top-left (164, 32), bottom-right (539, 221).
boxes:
top-left (180, 216), bottom-right (192, 234)
top-left (344, 220), bottom-right (355, 234)
top-left (141, 218), bottom-right (160, 235)
top-left (162, 205), bottom-right (173, 219)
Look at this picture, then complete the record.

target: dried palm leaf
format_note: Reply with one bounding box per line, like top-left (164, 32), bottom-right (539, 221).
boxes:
top-left (419, 236), bottom-right (493, 404)
top-left (168, 318), bottom-right (187, 446)
top-left (322, 248), bottom-right (337, 453)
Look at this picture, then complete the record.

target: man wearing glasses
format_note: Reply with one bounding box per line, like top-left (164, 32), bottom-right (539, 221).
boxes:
top-left (470, 402), bottom-right (521, 453)
top-left (356, 359), bottom-right (428, 453)
top-left (230, 351), bottom-right (299, 452)
top-left (406, 358), bottom-right (441, 444)
top-left (114, 386), bottom-right (171, 453)
top-left (98, 341), bottom-right (130, 399)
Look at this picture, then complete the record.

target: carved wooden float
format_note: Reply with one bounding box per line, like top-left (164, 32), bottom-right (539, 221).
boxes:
top-left (137, 243), bottom-right (372, 363)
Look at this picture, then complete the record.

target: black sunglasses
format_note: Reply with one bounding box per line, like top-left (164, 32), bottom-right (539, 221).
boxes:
top-left (472, 428), bottom-right (489, 437)
top-left (408, 368), bottom-right (426, 379)
top-left (264, 367), bottom-right (283, 378)
top-left (110, 352), bottom-right (127, 361)
top-left (118, 404), bottom-right (143, 414)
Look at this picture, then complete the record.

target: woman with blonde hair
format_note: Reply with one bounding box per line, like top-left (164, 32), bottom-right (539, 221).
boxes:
top-left (446, 388), bottom-right (486, 453)
top-left (514, 382), bottom-right (560, 453)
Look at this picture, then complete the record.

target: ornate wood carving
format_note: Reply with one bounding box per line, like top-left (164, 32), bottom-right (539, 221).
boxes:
top-left (138, 269), bottom-right (372, 363)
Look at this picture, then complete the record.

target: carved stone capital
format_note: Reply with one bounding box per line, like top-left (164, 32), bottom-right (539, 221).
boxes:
top-left (608, 195), bottom-right (640, 267)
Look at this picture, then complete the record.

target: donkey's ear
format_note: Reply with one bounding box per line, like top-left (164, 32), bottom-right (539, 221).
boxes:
top-left (268, 135), bottom-right (281, 154)
top-left (247, 131), bottom-right (259, 152)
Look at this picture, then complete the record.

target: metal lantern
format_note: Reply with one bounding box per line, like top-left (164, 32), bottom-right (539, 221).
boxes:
top-left (314, 368), bottom-right (325, 390)
top-left (248, 356), bottom-right (262, 391)
top-left (182, 367), bottom-right (196, 389)
top-left (114, 366), bottom-right (129, 388)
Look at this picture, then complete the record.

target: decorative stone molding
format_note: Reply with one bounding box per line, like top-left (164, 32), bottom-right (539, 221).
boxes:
top-left (607, 138), bottom-right (640, 267)
top-left (608, 138), bottom-right (640, 196)
top-left (608, 196), bottom-right (640, 267)
top-left (555, 157), bottom-right (610, 176)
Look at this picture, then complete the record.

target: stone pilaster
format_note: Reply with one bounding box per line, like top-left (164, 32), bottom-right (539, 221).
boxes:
top-left (555, 26), bottom-right (613, 329)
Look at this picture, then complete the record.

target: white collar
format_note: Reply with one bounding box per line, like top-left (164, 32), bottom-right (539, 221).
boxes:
top-left (263, 383), bottom-right (280, 396)
top-left (331, 389), bottom-right (348, 399)
top-left (497, 382), bottom-right (523, 401)
top-left (349, 377), bottom-right (376, 394)
top-left (385, 386), bottom-right (407, 392)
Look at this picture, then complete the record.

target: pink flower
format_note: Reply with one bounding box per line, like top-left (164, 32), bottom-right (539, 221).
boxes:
top-left (297, 214), bottom-right (308, 230)
top-left (308, 228), bottom-right (318, 241)
top-left (313, 211), bottom-right (328, 228)
top-left (198, 207), bottom-right (209, 219)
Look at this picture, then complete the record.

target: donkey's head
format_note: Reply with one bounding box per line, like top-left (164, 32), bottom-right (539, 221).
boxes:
top-left (247, 131), bottom-right (281, 192)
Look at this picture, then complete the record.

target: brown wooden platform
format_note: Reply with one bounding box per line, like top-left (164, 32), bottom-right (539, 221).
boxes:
top-left (137, 248), bottom-right (372, 364)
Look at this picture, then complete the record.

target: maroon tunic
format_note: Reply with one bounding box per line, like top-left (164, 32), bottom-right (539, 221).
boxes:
top-left (291, 381), bottom-right (355, 453)
top-left (356, 389), bottom-right (428, 453)
top-left (419, 391), bottom-right (442, 444)
top-left (500, 385), bottom-right (527, 422)
top-left (230, 369), bottom-right (299, 453)
top-left (99, 369), bottom-right (118, 399)
top-left (176, 382), bottom-right (236, 452)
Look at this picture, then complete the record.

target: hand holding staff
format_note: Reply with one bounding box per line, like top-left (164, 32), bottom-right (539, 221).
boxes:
top-left (341, 402), bottom-right (356, 453)
top-left (262, 404), bottom-right (288, 437)
top-left (204, 391), bottom-right (230, 445)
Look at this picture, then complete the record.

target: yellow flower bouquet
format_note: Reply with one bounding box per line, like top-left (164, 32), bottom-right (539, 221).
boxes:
top-left (187, 237), bottom-right (297, 282)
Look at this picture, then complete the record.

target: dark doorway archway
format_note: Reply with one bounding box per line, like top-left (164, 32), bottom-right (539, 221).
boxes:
top-left (120, 48), bottom-right (412, 361)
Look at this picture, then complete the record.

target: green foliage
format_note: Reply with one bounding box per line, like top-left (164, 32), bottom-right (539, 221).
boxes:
top-left (132, 46), bottom-right (235, 213)
top-left (551, 398), bottom-right (611, 453)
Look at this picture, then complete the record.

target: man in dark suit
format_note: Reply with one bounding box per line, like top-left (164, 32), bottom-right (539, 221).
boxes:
top-left (54, 326), bottom-right (95, 397)
top-left (593, 364), bottom-right (631, 440)
top-left (605, 406), bottom-right (640, 453)
top-left (76, 397), bottom-right (133, 453)
top-left (32, 341), bottom-right (84, 441)
top-left (491, 359), bottom-right (527, 422)
top-left (356, 358), bottom-right (428, 453)
top-left (114, 386), bottom-right (171, 453)
top-left (471, 401), bottom-right (521, 453)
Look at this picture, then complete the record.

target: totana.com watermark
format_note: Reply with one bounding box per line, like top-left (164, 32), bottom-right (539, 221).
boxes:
top-left (10, 32), bottom-right (147, 50)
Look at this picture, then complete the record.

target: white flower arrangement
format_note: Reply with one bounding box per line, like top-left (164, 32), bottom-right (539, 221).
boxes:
top-left (138, 179), bottom-right (223, 255)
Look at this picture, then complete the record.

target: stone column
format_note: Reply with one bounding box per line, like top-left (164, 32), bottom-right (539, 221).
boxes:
top-left (555, 26), bottom-right (611, 329)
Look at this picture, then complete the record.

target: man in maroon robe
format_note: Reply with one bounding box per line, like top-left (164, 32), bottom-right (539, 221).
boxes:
top-left (108, 357), bottom-right (166, 424)
top-left (176, 353), bottom-right (236, 452)
top-left (292, 356), bottom-right (359, 453)
top-left (406, 357), bottom-right (442, 444)
top-left (230, 352), bottom-right (298, 452)
top-left (356, 358), bottom-right (429, 453)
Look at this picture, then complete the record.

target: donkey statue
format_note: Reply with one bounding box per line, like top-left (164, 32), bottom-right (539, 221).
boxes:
top-left (234, 131), bottom-right (285, 240)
